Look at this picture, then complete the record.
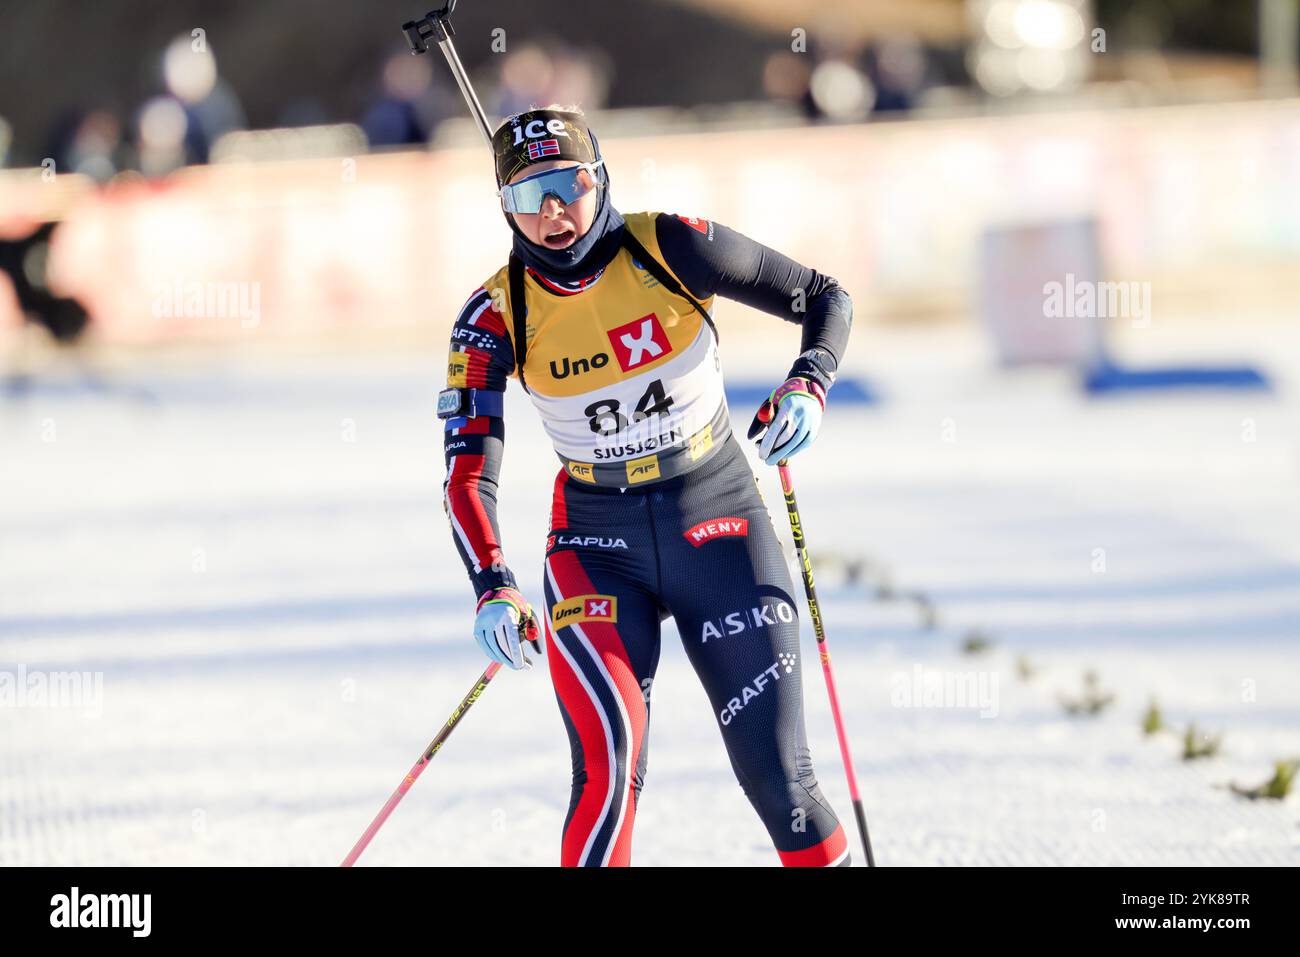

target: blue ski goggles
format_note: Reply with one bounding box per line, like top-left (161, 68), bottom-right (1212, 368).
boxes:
top-left (498, 160), bottom-right (603, 214)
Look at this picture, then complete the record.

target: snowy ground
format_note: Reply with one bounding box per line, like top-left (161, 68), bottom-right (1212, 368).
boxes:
top-left (2, 320), bottom-right (1298, 866)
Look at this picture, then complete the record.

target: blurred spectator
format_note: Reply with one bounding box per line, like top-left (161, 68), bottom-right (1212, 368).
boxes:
top-left (46, 109), bottom-right (127, 182)
top-left (547, 47), bottom-right (611, 112)
top-left (763, 35), bottom-right (874, 123)
top-left (135, 34), bottom-right (247, 174)
top-left (165, 34), bottom-right (247, 160)
top-left (496, 43), bottom-right (556, 116)
top-left (361, 51), bottom-right (453, 148)
top-left (808, 58), bottom-right (874, 121)
top-left (135, 96), bottom-right (189, 176)
top-left (867, 35), bottom-right (930, 115)
top-left (762, 51), bottom-right (817, 119)
top-left (493, 41), bottom-right (611, 117)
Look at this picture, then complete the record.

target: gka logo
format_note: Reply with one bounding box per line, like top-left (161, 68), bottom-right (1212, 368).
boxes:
top-left (607, 313), bottom-right (671, 372)
top-left (550, 351), bottom-right (609, 379)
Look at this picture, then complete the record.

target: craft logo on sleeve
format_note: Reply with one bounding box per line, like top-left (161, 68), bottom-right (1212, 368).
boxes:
top-left (683, 516), bottom-right (749, 547)
top-left (50, 886), bottom-right (151, 938)
top-left (551, 594), bottom-right (618, 627)
top-left (607, 313), bottom-right (671, 372)
top-left (625, 454), bottom-right (661, 484)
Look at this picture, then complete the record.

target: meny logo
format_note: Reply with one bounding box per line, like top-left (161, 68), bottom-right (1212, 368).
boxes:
top-left (683, 516), bottom-right (748, 547)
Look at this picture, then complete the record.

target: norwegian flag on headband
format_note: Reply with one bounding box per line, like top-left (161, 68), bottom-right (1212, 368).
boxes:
top-left (527, 139), bottom-right (562, 160)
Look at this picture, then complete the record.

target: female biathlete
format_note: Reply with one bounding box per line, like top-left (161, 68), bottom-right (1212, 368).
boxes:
top-left (439, 107), bottom-right (854, 866)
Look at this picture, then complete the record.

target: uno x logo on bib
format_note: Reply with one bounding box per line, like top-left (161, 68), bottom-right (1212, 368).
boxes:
top-left (607, 313), bottom-right (671, 372)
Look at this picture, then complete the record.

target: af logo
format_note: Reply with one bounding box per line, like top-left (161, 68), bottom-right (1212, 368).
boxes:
top-left (625, 454), bottom-right (661, 485)
top-left (446, 351), bottom-right (468, 388)
top-left (607, 313), bottom-right (671, 372)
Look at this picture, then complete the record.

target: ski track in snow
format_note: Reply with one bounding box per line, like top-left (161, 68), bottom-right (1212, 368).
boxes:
top-left (2, 325), bottom-right (1299, 866)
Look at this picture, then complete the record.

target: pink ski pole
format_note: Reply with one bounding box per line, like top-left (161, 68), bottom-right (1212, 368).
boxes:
top-left (778, 460), bottom-right (877, 867)
top-left (341, 613), bottom-right (539, 867)
top-left (341, 662), bottom-right (501, 867)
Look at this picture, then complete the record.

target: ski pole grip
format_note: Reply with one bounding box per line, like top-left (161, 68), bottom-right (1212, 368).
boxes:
top-left (522, 609), bottom-right (542, 652)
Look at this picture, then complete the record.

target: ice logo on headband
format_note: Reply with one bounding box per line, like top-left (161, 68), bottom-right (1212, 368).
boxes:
top-left (510, 118), bottom-right (572, 144)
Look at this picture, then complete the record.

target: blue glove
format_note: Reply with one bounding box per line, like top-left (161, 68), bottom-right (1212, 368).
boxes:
top-left (474, 587), bottom-right (541, 670)
top-left (746, 377), bottom-right (826, 466)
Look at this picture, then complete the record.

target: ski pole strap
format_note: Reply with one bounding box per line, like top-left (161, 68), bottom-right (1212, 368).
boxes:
top-left (477, 586), bottom-right (541, 646)
top-left (748, 377), bottom-right (826, 440)
top-left (507, 253), bottom-right (530, 394)
top-left (772, 376), bottom-right (826, 411)
top-left (477, 585), bottom-right (527, 615)
top-left (619, 228), bottom-right (719, 344)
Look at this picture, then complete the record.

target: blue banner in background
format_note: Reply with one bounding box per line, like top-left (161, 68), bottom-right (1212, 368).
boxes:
top-left (725, 377), bottom-right (879, 409)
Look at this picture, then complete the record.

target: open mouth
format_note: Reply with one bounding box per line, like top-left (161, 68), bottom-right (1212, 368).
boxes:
top-left (543, 227), bottom-right (577, 249)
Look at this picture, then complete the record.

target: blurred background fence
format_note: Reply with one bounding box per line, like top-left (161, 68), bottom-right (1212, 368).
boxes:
top-left (2, 0), bottom-right (1298, 357)
top-left (4, 98), bottom-right (1300, 352)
